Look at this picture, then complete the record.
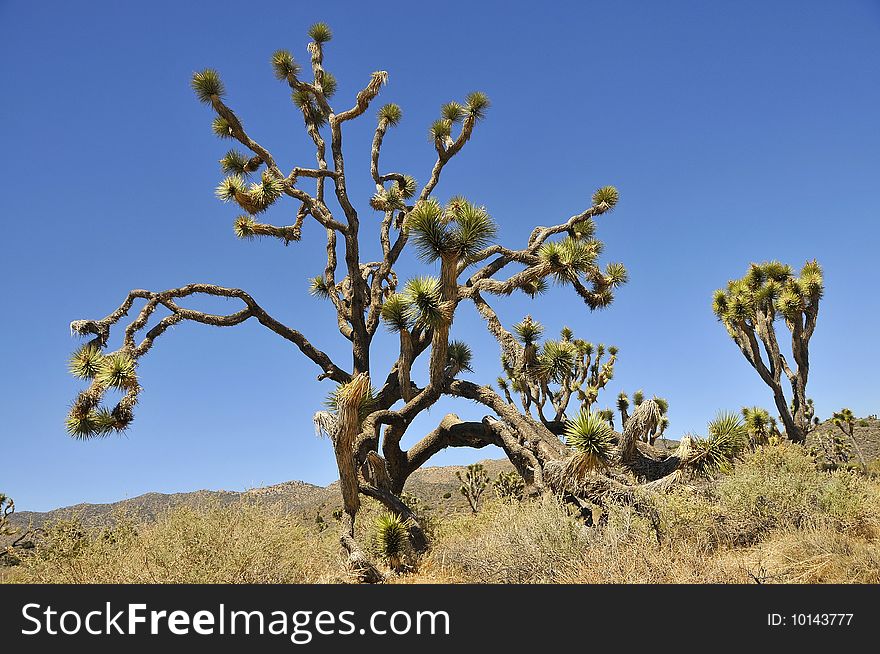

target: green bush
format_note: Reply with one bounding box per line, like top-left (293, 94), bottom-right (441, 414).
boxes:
top-left (713, 443), bottom-right (877, 544)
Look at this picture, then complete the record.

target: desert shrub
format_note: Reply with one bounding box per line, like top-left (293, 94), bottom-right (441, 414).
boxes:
top-left (432, 496), bottom-right (592, 583)
top-left (713, 443), bottom-right (878, 544)
top-left (16, 502), bottom-right (339, 583)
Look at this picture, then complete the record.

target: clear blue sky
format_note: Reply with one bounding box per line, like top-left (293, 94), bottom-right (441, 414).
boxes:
top-left (2, 1), bottom-right (878, 512)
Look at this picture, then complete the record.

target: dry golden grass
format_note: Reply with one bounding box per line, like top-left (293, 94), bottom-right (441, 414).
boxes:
top-left (13, 502), bottom-right (343, 584)
top-left (6, 443), bottom-right (880, 584)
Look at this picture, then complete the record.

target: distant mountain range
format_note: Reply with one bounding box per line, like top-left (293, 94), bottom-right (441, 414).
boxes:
top-left (9, 459), bottom-right (515, 529)
top-left (9, 416), bottom-right (878, 530)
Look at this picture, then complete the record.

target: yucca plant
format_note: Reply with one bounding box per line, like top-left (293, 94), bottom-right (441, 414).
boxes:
top-left (492, 470), bottom-right (525, 501)
top-left (373, 512), bottom-right (410, 573)
top-left (682, 411), bottom-right (747, 478)
top-left (833, 408), bottom-right (867, 474)
top-left (564, 410), bottom-right (616, 477)
top-left (741, 406), bottom-right (779, 447)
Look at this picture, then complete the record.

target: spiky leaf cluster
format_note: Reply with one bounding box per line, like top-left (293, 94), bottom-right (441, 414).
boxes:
top-left (271, 49), bottom-right (301, 80)
top-left (220, 150), bottom-right (260, 177)
top-left (465, 92), bottom-right (490, 120)
top-left (309, 275), bottom-right (332, 299)
top-left (685, 412), bottom-right (747, 477)
top-left (246, 173), bottom-right (286, 213)
top-left (378, 103), bottom-right (402, 126)
top-left (713, 260), bottom-right (823, 326)
top-left (741, 406), bottom-right (779, 446)
top-left (402, 276), bottom-right (448, 329)
top-left (216, 175), bottom-right (246, 202)
top-left (592, 185), bottom-right (619, 211)
top-left (308, 22), bottom-right (333, 44)
top-left (446, 340), bottom-right (474, 374)
top-left (373, 512), bottom-right (410, 571)
top-left (211, 116), bottom-right (234, 139)
top-left (66, 408), bottom-right (117, 439)
top-left (537, 339), bottom-right (577, 383)
top-left (96, 352), bottom-right (138, 390)
top-left (370, 184), bottom-right (406, 212)
top-left (512, 315), bottom-right (543, 346)
top-left (406, 198), bottom-right (497, 264)
top-left (564, 410), bottom-right (616, 474)
top-left (538, 237), bottom-right (602, 283)
top-left (191, 69), bottom-right (225, 104)
top-left (69, 345), bottom-right (105, 379)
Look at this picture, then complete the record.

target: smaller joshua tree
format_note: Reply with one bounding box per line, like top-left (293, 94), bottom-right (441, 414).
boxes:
top-left (492, 470), bottom-right (525, 502)
top-left (833, 409), bottom-right (867, 474)
top-left (456, 463), bottom-right (489, 513)
top-left (713, 260), bottom-right (823, 443)
top-left (373, 512), bottom-right (410, 573)
top-left (496, 322), bottom-right (621, 429)
top-left (0, 494), bottom-right (13, 537)
top-left (741, 406), bottom-right (780, 448)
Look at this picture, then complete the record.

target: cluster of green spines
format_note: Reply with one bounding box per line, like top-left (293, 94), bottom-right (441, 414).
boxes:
top-left (318, 71), bottom-right (338, 98)
top-left (308, 22), bottom-right (333, 44)
top-left (429, 93), bottom-right (489, 141)
top-left (742, 406), bottom-right (778, 445)
top-left (465, 92), bottom-right (490, 120)
top-left (538, 237), bottom-right (602, 283)
top-left (713, 260), bottom-right (823, 325)
top-left (308, 275), bottom-right (331, 298)
top-left (564, 410), bottom-right (616, 471)
top-left (429, 119), bottom-right (452, 142)
top-left (291, 88), bottom-right (329, 127)
top-left (538, 339), bottom-right (577, 383)
top-left (233, 215), bottom-right (257, 240)
top-left (447, 340), bottom-right (474, 373)
top-left (378, 103), bottom-right (402, 126)
top-left (96, 352), bottom-right (138, 390)
top-left (379, 293), bottom-right (411, 332)
top-left (370, 185), bottom-right (406, 212)
top-left (513, 315), bottom-right (543, 345)
top-left (686, 411), bottom-right (747, 477)
top-left (592, 185), bottom-right (619, 210)
top-left (215, 174), bottom-right (246, 202)
top-left (379, 275), bottom-right (452, 332)
top-left (69, 345), bottom-right (105, 379)
top-left (66, 408), bottom-right (118, 440)
top-left (191, 69), bottom-right (225, 104)
top-left (402, 276), bottom-right (446, 329)
top-left (211, 116), bottom-right (234, 139)
top-left (569, 218), bottom-right (596, 242)
top-left (220, 150), bottom-right (260, 177)
top-left (373, 512), bottom-right (408, 567)
top-left (271, 49), bottom-right (301, 81)
top-left (398, 175), bottom-right (417, 199)
top-left (406, 197), bottom-right (497, 264)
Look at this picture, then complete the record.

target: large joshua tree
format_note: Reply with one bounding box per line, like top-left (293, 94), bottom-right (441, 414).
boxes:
top-left (712, 260), bottom-right (822, 443)
top-left (66, 24), bottom-right (729, 580)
